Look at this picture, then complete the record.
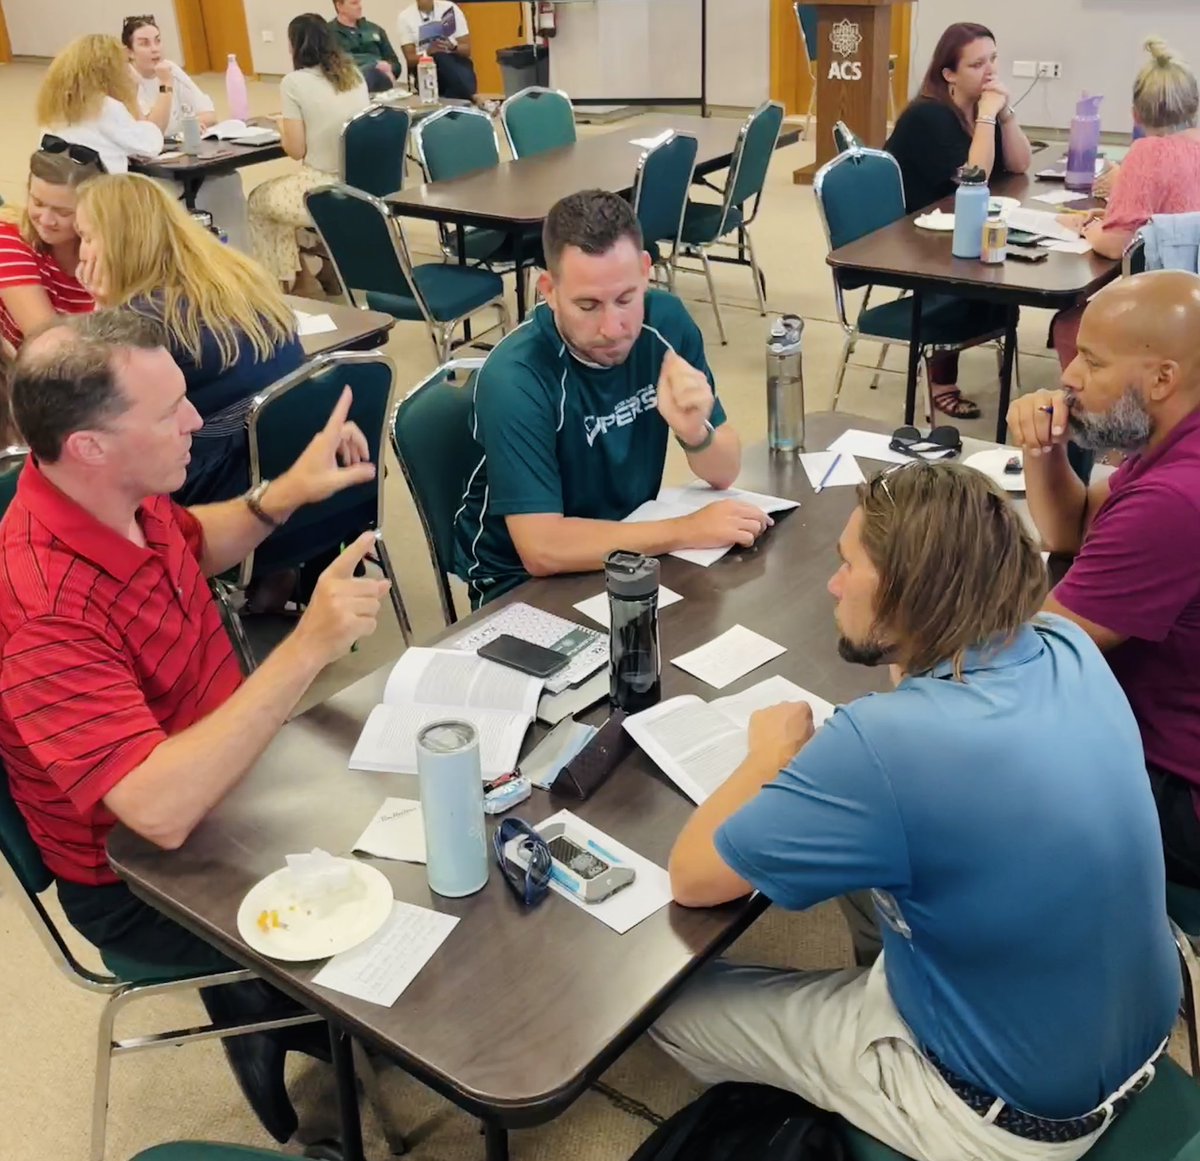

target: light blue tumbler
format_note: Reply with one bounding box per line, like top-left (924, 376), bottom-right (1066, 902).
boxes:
top-left (951, 165), bottom-right (990, 259)
top-left (416, 720), bottom-right (489, 897)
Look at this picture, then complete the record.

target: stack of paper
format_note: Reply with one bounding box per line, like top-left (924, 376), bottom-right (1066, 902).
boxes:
top-left (1005, 207), bottom-right (1086, 244)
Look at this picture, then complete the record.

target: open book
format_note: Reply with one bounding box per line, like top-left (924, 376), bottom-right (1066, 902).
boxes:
top-left (624, 675), bottom-right (835, 803)
top-left (202, 119), bottom-right (280, 145)
top-left (349, 648), bottom-right (542, 778)
top-left (418, 10), bottom-right (457, 47)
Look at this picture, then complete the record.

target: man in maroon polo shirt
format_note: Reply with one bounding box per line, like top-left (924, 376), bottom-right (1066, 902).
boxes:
top-left (0, 311), bottom-right (391, 1142)
top-left (1007, 270), bottom-right (1200, 885)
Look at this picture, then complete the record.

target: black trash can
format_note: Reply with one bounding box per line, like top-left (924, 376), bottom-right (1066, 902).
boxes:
top-left (496, 44), bottom-right (550, 97)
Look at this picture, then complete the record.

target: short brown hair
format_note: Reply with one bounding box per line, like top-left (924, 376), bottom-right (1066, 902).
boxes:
top-left (543, 189), bottom-right (643, 274)
top-left (856, 461), bottom-right (1046, 678)
top-left (12, 311), bottom-right (167, 463)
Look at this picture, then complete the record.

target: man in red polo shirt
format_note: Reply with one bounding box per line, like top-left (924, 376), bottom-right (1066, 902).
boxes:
top-left (0, 310), bottom-right (391, 1141)
top-left (1007, 270), bottom-right (1200, 886)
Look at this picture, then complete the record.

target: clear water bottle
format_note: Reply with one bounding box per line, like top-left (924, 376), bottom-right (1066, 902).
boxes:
top-left (767, 314), bottom-right (805, 453)
top-left (416, 720), bottom-right (489, 897)
top-left (225, 53), bottom-right (249, 122)
top-left (605, 551), bottom-right (661, 713)
top-left (417, 54), bottom-right (439, 103)
top-left (951, 164), bottom-right (990, 260)
top-left (181, 108), bottom-right (201, 155)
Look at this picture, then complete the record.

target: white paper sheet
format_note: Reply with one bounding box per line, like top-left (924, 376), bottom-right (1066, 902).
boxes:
top-left (533, 809), bottom-right (671, 933)
top-left (1005, 207), bottom-right (1085, 244)
top-left (824, 428), bottom-right (912, 466)
top-left (352, 798), bottom-right (426, 864)
top-left (1033, 189), bottom-right (1090, 206)
top-left (672, 625), bottom-right (787, 690)
top-left (312, 900), bottom-right (458, 1006)
top-left (630, 130), bottom-right (673, 149)
top-left (1041, 238), bottom-right (1093, 255)
top-left (798, 451), bottom-right (866, 491)
top-left (294, 310), bottom-right (338, 336)
top-left (573, 586), bottom-right (683, 628)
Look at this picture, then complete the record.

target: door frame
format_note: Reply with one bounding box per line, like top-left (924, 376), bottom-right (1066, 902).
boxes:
top-left (0, 0), bottom-right (12, 65)
top-left (174, 0), bottom-right (256, 77)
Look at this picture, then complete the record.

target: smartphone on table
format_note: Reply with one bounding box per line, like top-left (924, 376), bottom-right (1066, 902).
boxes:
top-left (477, 634), bottom-right (570, 679)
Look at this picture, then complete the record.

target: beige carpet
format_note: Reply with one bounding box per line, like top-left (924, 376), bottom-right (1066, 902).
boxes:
top-left (0, 60), bottom-right (1176, 1161)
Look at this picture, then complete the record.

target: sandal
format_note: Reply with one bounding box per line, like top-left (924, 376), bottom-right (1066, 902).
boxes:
top-left (932, 389), bottom-right (982, 420)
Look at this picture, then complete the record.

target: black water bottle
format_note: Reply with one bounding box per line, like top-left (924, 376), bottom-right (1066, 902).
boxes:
top-left (605, 551), bottom-right (661, 713)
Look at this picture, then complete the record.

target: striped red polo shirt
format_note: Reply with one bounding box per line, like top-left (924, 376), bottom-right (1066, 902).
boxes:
top-left (0, 223), bottom-right (94, 349)
top-left (0, 461), bottom-right (243, 885)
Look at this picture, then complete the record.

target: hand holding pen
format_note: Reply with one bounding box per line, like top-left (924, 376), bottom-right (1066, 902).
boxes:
top-left (1005, 389), bottom-right (1069, 455)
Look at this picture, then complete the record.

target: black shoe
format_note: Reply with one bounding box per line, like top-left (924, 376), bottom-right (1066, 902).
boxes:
top-left (221, 1030), bottom-right (299, 1143)
top-left (283, 1020), bottom-right (334, 1063)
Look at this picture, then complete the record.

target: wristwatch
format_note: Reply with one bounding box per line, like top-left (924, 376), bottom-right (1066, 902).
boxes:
top-left (1000, 104), bottom-right (1015, 123)
top-left (244, 479), bottom-right (282, 528)
top-left (675, 419), bottom-right (715, 453)
top-left (159, 84), bottom-right (173, 93)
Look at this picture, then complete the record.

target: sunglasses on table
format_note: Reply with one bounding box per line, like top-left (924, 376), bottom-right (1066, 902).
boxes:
top-left (38, 135), bottom-right (105, 172)
top-left (888, 424), bottom-right (962, 460)
top-left (492, 817), bottom-right (553, 908)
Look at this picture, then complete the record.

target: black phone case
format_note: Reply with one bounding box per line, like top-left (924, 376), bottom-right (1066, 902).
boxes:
top-left (552, 711), bottom-right (633, 801)
top-left (478, 636), bottom-right (568, 678)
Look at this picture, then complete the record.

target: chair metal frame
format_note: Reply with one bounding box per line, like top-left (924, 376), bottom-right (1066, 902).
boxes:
top-left (212, 350), bottom-right (412, 670)
top-left (630, 130), bottom-right (698, 295)
top-left (813, 144), bottom-right (1010, 419)
top-left (674, 100), bottom-right (783, 345)
top-left (388, 357), bottom-right (485, 627)
top-left (1172, 919), bottom-right (1200, 1077)
top-left (497, 85), bottom-right (575, 159)
top-left (306, 183), bottom-right (510, 362)
top-left (0, 832), bottom-right (320, 1161)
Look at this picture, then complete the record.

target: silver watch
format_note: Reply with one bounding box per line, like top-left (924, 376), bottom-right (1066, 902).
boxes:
top-left (244, 479), bottom-right (281, 528)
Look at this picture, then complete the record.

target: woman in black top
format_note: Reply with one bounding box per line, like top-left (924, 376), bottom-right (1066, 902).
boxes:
top-left (886, 23), bottom-right (1032, 419)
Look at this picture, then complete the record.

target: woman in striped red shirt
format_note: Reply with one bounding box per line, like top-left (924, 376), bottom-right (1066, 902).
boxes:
top-left (0, 144), bottom-right (99, 351)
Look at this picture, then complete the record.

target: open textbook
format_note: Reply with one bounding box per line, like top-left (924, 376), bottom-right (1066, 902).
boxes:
top-left (202, 119), bottom-right (280, 145)
top-left (624, 675), bottom-right (835, 803)
top-left (349, 649), bottom-right (541, 778)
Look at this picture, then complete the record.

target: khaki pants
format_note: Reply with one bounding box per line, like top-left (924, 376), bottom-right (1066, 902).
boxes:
top-left (247, 165), bottom-right (337, 283)
top-left (651, 953), bottom-right (1107, 1161)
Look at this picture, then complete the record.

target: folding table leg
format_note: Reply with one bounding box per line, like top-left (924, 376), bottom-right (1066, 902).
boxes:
top-left (331, 1025), bottom-right (367, 1161)
top-left (482, 1121), bottom-right (509, 1161)
top-left (904, 289), bottom-right (924, 426)
top-left (512, 231), bottom-right (527, 322)
top-left (994, 305), bottom-right (1020, 443)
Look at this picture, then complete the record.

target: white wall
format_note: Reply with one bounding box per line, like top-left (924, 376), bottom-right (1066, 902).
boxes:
top-left (912, 0), bottom-right (1200, 133)
top-left (8, 0), bottom-right (183, 61)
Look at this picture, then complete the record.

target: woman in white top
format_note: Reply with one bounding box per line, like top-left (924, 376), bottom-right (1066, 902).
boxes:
top-left (121, 15), bottom-right (251, 252)
top-left (247, 14), bottom-right (369, 289)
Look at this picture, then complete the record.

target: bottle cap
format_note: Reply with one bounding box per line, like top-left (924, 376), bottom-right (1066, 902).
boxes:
top-left (956, 164), bottom-right (987, 185)
top-left (604, 551), bottom-right (659, 599)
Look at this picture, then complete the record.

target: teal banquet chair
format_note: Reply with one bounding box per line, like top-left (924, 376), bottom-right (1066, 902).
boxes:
top-left (499, 85), bottom-right (576, 159)
top-left (0, 765), bottom-right (321, 1161)
top-left (631, 130), bottom-right (699, 294)
top-left (675, 100), bottom-right (784, 345)
top-left (130, 1146), bottom-right (292, 1161)
top-left (211, 350), bottom-right (410, 668)
top-left (0, 444), bottom-right (28, 513)
top-left (833, 119), bottom-right (864, 154)
top-left (305, 183), bottom-right (509, 362)
top-left (793, 2), bottom-right (820, 139)
top-left (339, 103), bottom-right (410, 200)
top-left (389, 358), bottom-right (485, 627)
top-left (813, 144), bottom-right (1011, 417)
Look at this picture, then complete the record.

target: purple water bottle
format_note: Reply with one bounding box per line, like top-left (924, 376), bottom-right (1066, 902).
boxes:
top-left (1066, 94), bottom-right (1103, 192)
top-left (225, 54), bottom-right (249, 122)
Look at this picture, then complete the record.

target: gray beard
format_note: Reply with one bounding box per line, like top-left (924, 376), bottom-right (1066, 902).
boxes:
top-left (1067, 385), bottom-right (1153, 453)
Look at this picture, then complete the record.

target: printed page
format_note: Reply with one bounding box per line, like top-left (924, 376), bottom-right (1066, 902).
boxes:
top-left (382, 648), bottom-right (541, 717)
top-left (671, 625), bottom-right (787, 690)
top-left (349, 703), bottom-right (529, 778)
top-left (711, 675), bottom-right (836, 730)
top-left (665, 482), bottom-right (801, 515)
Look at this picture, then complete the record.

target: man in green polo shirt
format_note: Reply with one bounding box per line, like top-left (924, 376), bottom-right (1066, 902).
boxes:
top-left (454, 189), bottom-right (769, 607)
top-left (329, 0), bottom-right (402, 93)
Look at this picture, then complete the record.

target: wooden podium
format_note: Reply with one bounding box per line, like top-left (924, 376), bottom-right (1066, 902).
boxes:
top-left (793, 0), bottom-right (901, 184)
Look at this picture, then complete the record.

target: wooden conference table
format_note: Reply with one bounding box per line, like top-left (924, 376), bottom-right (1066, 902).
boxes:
top-left (386, 114), bottom-right (801, 321)
top-left (132, 130), bottom-right (285, 212)
top-left (827, 167), bottom-right (1123, 444)
top-left (108, 413), bottom-right (1008, 1159)
top-left (284, 295), bottom-right (396, 357)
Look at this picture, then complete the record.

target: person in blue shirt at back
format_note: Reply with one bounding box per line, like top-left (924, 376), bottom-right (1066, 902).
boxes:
top-left (657, 461), bottom-right (1180, 1161)
top-left (73, 173), bottom-right (303, 506)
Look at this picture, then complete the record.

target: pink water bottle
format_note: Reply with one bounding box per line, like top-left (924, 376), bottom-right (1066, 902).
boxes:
top-left (225, 54), bottom-right (249, 121)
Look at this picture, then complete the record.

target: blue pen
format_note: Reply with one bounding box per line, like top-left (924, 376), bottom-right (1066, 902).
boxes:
top-left (815, 453), bottom-right (842, 494)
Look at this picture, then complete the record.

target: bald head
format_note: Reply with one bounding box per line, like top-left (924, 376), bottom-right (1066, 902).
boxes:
top-left (1080, 271), bottom-right (1200, 379)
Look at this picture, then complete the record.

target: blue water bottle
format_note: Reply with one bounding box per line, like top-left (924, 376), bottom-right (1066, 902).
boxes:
top-left (951, 164), bottom-right (990, 260)
top-left (416, 720), bottom-right (489, 897)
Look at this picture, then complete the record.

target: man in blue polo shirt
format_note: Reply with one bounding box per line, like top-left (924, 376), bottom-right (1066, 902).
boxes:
top-left (453, 189), bottom-right (768, 606)
top-left (657, 462), bottom-right (1179, 1161)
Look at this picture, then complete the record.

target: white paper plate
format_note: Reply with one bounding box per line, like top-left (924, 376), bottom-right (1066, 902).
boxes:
top-left (964, 447), bottom-right (1026, 492)
top-left (914, 213), bottom-right (955, 232)
top-left (237, 859), bottom-right (394, 961)
top-left (989, 196), bottom-right (1021, 215)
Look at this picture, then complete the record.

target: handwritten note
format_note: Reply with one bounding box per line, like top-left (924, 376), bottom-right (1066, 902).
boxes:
top-left (798, 451), bottom-right (866, 491)
top-left (672, 625), bottom-right (787, 690)
top-left (312, 901), bottom-right (459, 1006)
top-left (352, 798), bottom-right (426, 864)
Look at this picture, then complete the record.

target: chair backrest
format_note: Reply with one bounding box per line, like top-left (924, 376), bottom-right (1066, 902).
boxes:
top-left (632, 131), bottom-right (699, 250)
top-left (833, 120), bottom-right (863, 154)
top-left (306, 184), bottom-right (423, 312)
top-left (717, 100), bottom-right (785, 233)
top-left (793, 3), bottom-right (819, 71)
top-left (240, 351), bottom-right (396, 582)
top-left (389, 358), bottom-right (484, 626)
top-left (500, 86), bottom-right (576, 159)
top-left (0, 446), bottom-right (28, 516)
top-left (413, 104), bottom-right (501, 182)
top-left (340, 104), bottom-right (410, 198)
top-left (1138, 212), bottom-right (1200, 274)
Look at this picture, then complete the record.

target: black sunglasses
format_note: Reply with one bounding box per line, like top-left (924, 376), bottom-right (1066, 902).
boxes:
top-left (39, 135), bottom-right (105, 172)
top-left (492, 818), bottom-right (553, 908)
top-left (888, 424), bottom-right (962, 460)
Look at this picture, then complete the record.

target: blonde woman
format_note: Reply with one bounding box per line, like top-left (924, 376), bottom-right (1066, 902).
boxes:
top-left (248, 13), bottom-right (369, 290)
top-left (75, 174), bottom-right (303, 505)
top-left (0, 140), bottom-right (101, 350)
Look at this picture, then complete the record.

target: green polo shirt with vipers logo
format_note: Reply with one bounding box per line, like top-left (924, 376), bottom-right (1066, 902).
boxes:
top-left (328, 16), bottom-right (402, 72)
top-left (453, 290), bottom-right (727, 606)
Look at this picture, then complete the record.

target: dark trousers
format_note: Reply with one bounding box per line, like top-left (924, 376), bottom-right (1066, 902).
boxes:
top-left (434, 51), bottom-right (478, 99)
top-left (175, 432), bottom-right (251, 507)
top-left (360, 64), bottom-right (394, 93)
top-left (1149, 766), bottom-right (1200, 889)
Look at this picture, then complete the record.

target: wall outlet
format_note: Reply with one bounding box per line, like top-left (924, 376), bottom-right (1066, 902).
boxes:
top-left (261, 29), bottom-right (275, 43)
top-left (1037, 61), bottom-right (1062, 79)
top-left (1013, 60), bottom-right (1037, 79)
